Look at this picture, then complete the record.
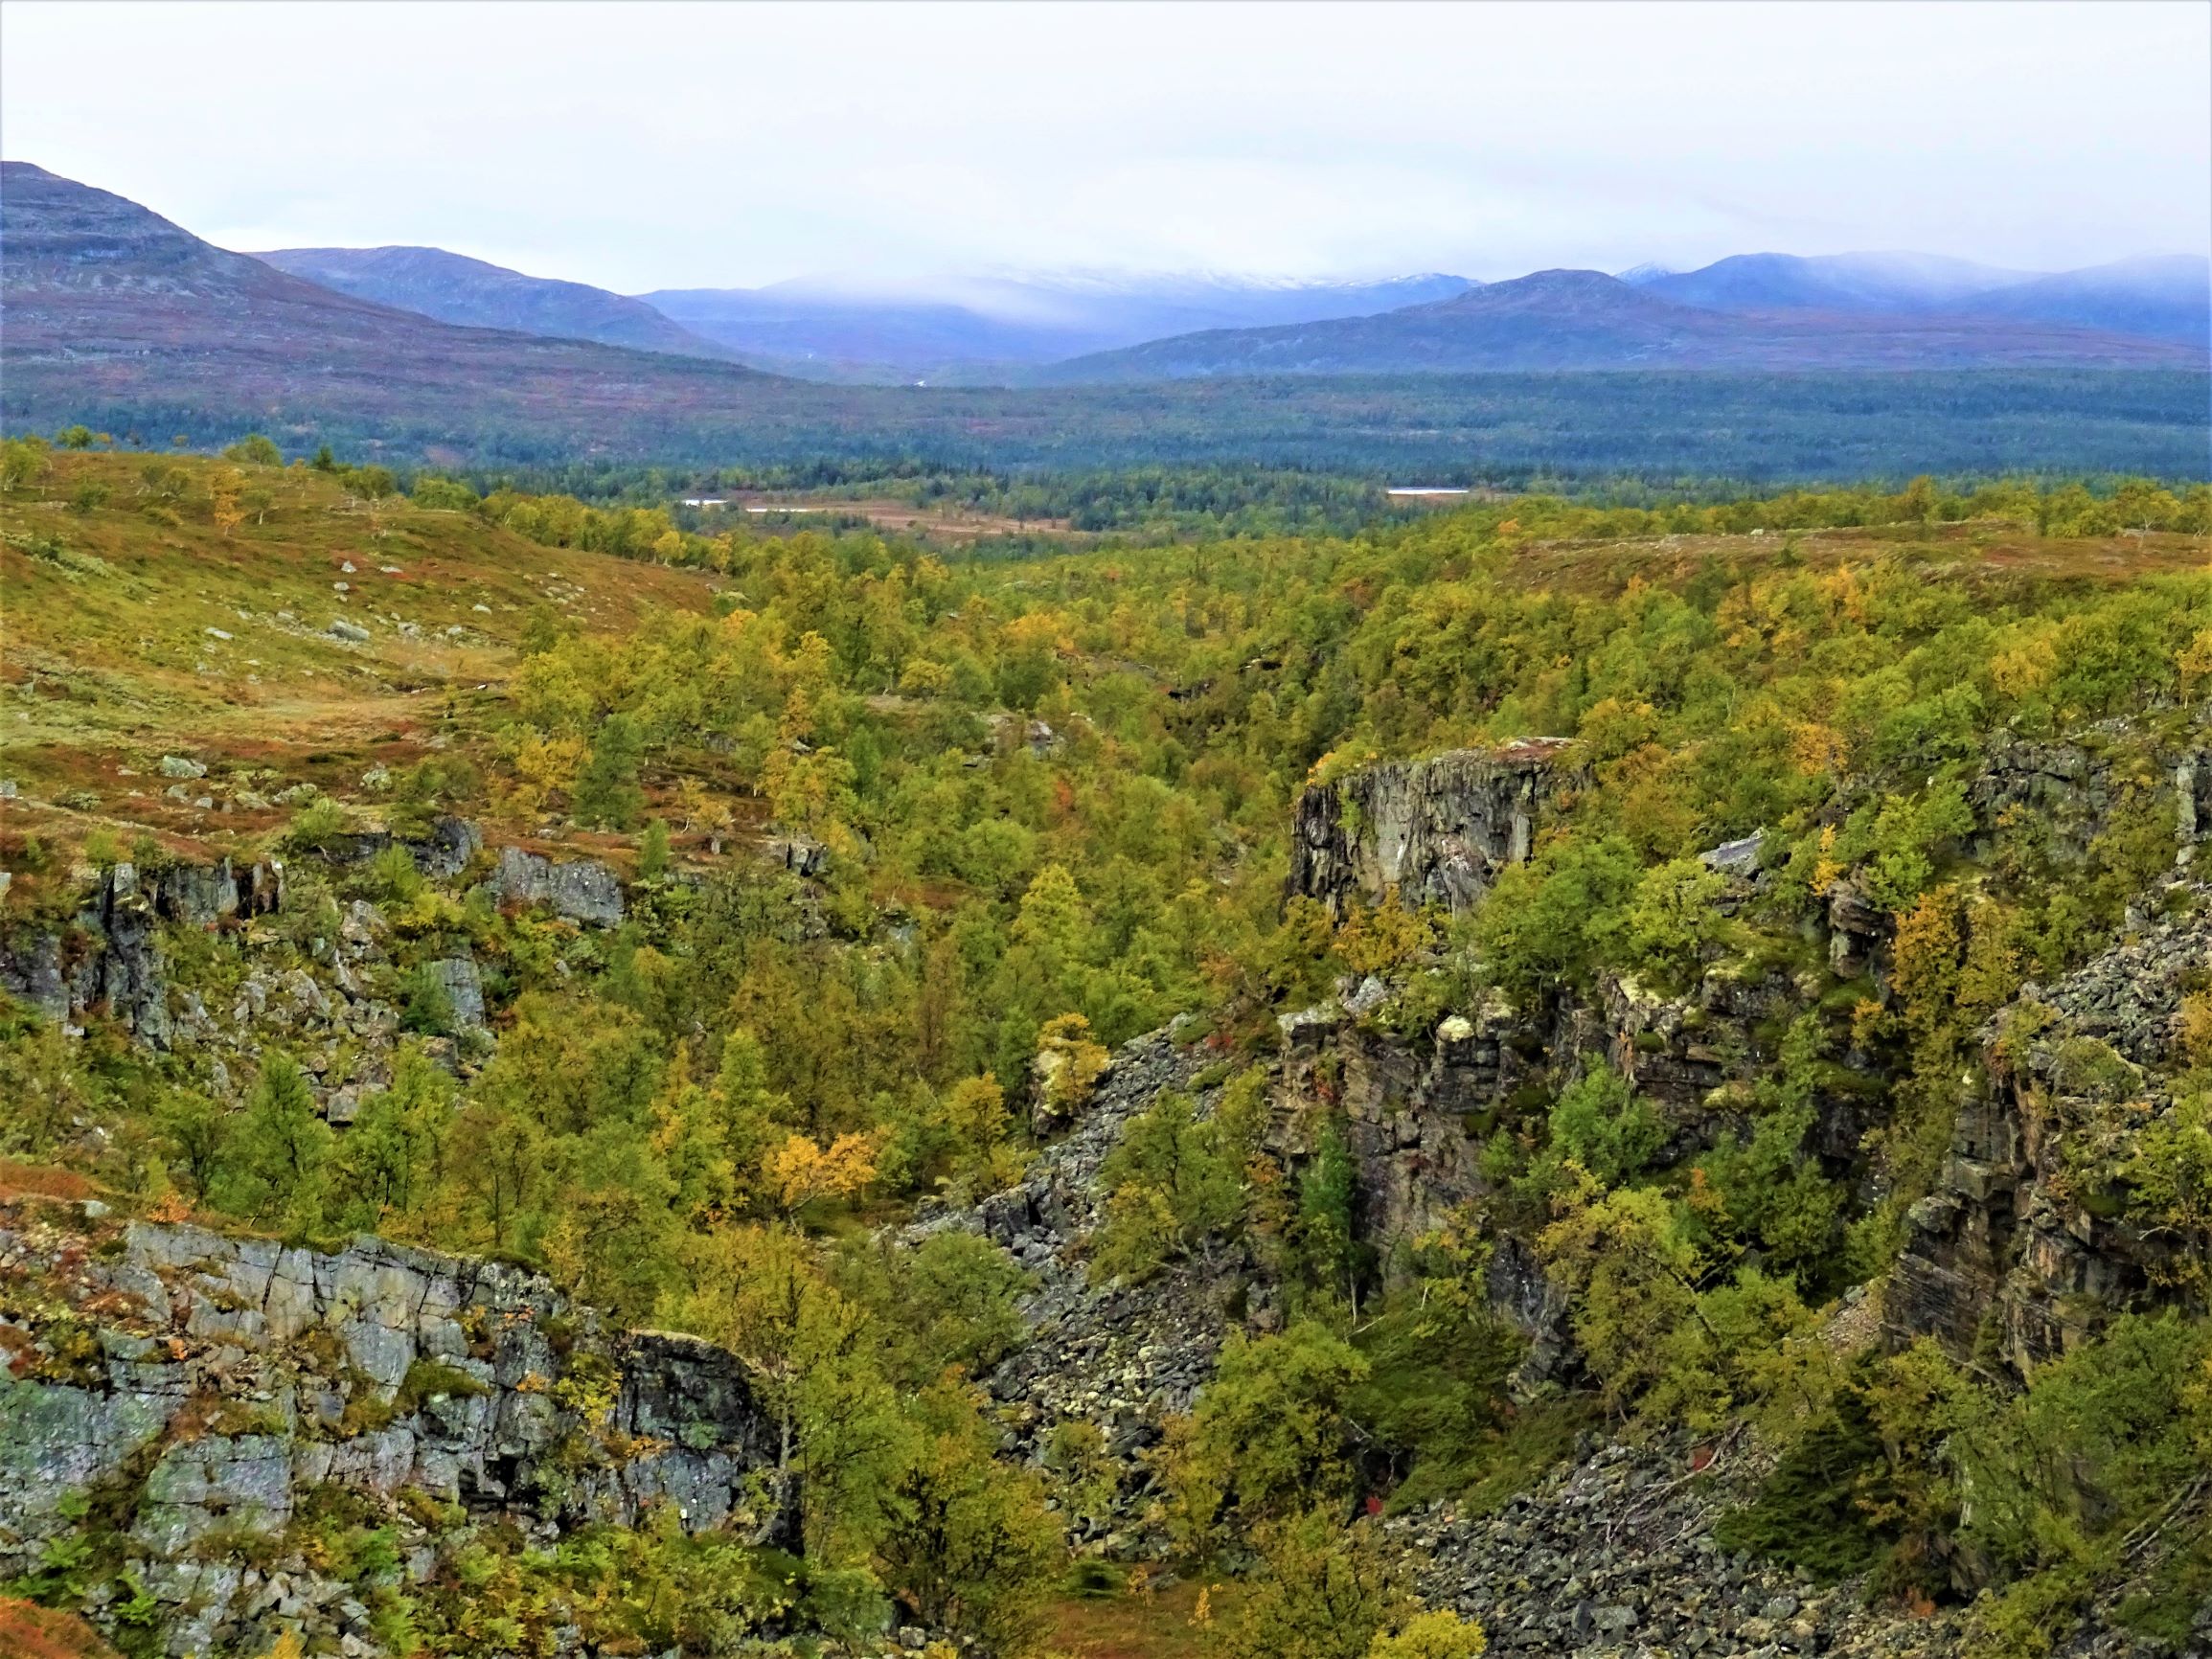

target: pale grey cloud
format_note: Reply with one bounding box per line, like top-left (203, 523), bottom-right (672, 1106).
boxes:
top-left (3, 0), bottom-right (2204, 291)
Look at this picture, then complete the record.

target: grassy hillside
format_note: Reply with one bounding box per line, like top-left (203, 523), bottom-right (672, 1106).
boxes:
top-left (7, 447), bottom-right (2206, 877)
top-left (1, 450), bottom-right (718, 864)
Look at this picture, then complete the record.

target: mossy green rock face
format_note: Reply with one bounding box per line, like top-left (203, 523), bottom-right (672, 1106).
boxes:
top-left (1288, 743), bottom-right (1575, 920)
top-left (0, 1216), bottom-right (776, 1657)
top-left (134, 1433), bottom-right (294, 1556)
top-left (0, 1375), bottom-right (170, 1526)
top-left (1888, 894), bottom-right (2212, 1371)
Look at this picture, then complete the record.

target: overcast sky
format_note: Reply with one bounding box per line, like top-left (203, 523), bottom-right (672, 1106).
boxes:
top-left (4, 1), bottom-right (2206, 294)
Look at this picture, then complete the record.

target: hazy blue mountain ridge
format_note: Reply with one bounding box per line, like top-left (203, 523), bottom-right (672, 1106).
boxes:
top-left (1043, 266), bottom-right (2205, 380)
top-left (1956, 255), bottom-right (2210, 349)
top-left (256, 245), bottom-right (747, 362)
top-left (4, 162), bottom-right (2205, 483)
top-left (1634, 250), bottom-right (2035, 313)
top-left (640, 271), bottom-right (1479, 380)
top-left (1631, 249), bottom-right (2208, 347)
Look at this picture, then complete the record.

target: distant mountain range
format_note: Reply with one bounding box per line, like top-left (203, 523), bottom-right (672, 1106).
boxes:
top-left (1628, 251), bottom-right (2208, 348)
top-left (250, 235), bottom-right (2206, 384)
top-left (1942, 257), bottom-right (2212, 350)
top-left (1043, 264), bottom-right (2204, 380)
top-left (239, 244), bottom-right (1477, 383)
top-left (2, 161), bottom-right (2205, 480)
top-left (136, 175), bottom-right (2196, 384)
top-left (637, 272), bottom-right (1478, 380)
top-left (0, 160), bottom-right (790, 448)
top-left (1630, 252), bottom-right (2036, 314)
top-left (255, 244), bottom-right (745, 362)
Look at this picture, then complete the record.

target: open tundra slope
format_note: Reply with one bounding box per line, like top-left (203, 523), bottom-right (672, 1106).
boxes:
top-left (0, 451), bottom-right (718, 856)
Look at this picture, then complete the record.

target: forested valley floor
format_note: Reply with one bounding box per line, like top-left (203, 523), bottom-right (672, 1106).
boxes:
top-left (2, 443), bottom-right (2210, 1659)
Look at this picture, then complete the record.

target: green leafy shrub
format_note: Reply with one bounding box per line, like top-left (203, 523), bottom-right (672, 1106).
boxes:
top-left (1161, 1323), bottom-right (1369, 1547)
top-left (284, 795), bottom-right (353, 852)
top-left (1091, 1084), bottom-right (1261, 1282)
top-left (1545, 1062), bottom-right (1664, 1187)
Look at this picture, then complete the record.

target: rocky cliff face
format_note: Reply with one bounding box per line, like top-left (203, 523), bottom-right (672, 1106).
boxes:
top-left (491, 845), bottom-right (626, 927)
top-left (0, 1207), bottom-right (774, 1658)
top-left (0, 856), bottom-right (285, 1047)
top-left (11, 738), bottom-right (2207, 1656)
top-left (1288, 734), bottom-right (2208, 1324)
top-left (1888, 889), bottom-right (2212, 1371)
top-left (1288, 740), bottom-right (1576, 917)
top-left (925, 983), bottom-right (2207, 1658)
top-left (1279, 992), bottom-right (1524, 1249)
top-left (0, 825), bottom-right (627, 1131)
top-left (1968, 732), bottom-right (2212, 872)
top-left (312, 816), bottom-right (483, 882)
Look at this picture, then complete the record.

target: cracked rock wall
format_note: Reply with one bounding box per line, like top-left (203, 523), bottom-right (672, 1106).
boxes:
top-left (0, 1211), bottom-right (774, 1657)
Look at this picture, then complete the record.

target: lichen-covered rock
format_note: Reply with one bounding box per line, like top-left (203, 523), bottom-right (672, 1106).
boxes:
top-left (1824, 877), bottom-right (1887, 977)
top-left (0, 1209), bottom-right (776, 1656)
top-left (1887, 885), bottom-right (2212, 1373)
top-left (426, 956), bottom-right (486, 1028)
top-left (1288, 740), bottom-right (1576, 918)
top-left (135, 1433), bottom-right (295, 1555)
top-left (1286, 1000), bottom-right (1512, 1247)
top-left (492, 845), bottom-right (625, 925)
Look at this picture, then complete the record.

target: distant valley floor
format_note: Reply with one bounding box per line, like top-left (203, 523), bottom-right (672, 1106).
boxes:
top-left (7, 367), bottom-right (2209, 485)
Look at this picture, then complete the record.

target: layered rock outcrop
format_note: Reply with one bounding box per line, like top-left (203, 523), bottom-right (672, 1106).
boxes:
top-left (491, 844), bottom-right (626, 925)
top-left (1967, 733), bottom-right (2212, 871)
top-left (0, 858), bottom-right (284, 1045)
top-left (1887, 889), bottom-right (2212, 1371)
top-left (0, 826), bottom-right (626, 1062)
top-left (0, 1208), bottom-right (775, 1657)
top-left (1288, 740), bottom-right (1575, 917)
